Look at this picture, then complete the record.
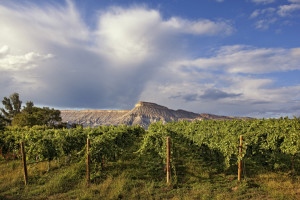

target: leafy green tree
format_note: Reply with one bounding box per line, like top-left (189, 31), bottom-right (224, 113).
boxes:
top-left (11, 103), bottom-right (62, 128)
top-left (11, 112), bottom-right (35, 127)
top-left (38, 107), bottom-right (62, 127)
top-left (23, 101), bottom-right (34, 113)
top-left (0, 114), bottom-right (6, 130)
top-left (1, 93), bottom-right (63, 128)
top-left (0, 93), bottom-right (22, 124)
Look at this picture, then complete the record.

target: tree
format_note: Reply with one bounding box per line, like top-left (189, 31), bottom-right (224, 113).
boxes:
top-left (23, 101), bottom-right (34, 114)
top-left (1, 93), bottom-right (22, 125)
top-left (1, 93), bottom-right (63, 128)
top-left (11, 112), bottom-right (34, 127)
top-left (0, 114), bottom-right (6, 130)
top-left (39, 107), bottom-right (62, 127)
top-left (11, 104), bottom-right (63, 128)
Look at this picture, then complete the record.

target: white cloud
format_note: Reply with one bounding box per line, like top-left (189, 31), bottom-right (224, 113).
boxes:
top-left (0, 0), bottom-right (90, 51)
top-left (0, 47), bottom-right (53, 71)
top-left (277, 3), bottom-right (300, 16)
top-left (254, 18), bottom-right (277, 29)
top-left (288, 0), bottom-right (300, 3)
top-left (94, 7), bottom-right (233, 65)
top-left (175, 45), bottom-right (300, 74)
top-left (291, 48), bottom-right (300, 57)
top-left (0, 45), bottom-right (10, 57)
top-left (251, 0), bottom-right (275, 4)
top-left (249, 8), bottom-right (277, 29)
top-left (164, 17), bottom-right (233, 35)
top-left (250, 7), bottom-right (276, 19)
top-left (250, 1), bottom-right (300, 30)
top-left (95, 7), bottom-right (162, 65)
top-left (250, 10), bottom-right (260, 18)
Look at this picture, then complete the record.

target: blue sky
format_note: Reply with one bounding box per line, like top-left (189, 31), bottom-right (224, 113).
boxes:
top-left (0, 0), bottom-right (300, 118)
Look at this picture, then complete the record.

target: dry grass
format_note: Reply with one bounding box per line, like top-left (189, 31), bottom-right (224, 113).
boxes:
top-left (256, 172), bottom-right (300, 200)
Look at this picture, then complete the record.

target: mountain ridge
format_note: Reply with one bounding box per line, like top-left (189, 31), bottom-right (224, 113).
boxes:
top-left (60, 101), bottom-right (250, 128)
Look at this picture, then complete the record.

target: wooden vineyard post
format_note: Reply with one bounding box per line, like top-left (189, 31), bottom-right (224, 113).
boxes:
top-left (238, 135), bottom-right (243, 182)
top-left (20, 141), bottom-right (28, 185)
top-left (86, 138), bottom-right (90, 186)
top-left (102, 156), bottom-right (105, 169)
top-left (167, 136), bottom-right (171, 184)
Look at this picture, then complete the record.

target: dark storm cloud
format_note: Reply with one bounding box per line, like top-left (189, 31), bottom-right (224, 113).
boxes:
top-left (169, 89), bottom-right (242, 103)
top-left (199, 89), bottom-right (242, 100)
top-left (28, 45), bottom-right (166, 109)
top-left (182, 94), bottom-right (199, 102)
top-left (169, 93), bottom-right (199, 102)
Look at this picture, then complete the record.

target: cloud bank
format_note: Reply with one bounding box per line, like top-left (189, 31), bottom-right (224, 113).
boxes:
top-left (0, 1), bottom-right (232, 109)
top-left (176, 45), bottom-right (300, 74)
top-left (139, 45), bottom-right (300, 117)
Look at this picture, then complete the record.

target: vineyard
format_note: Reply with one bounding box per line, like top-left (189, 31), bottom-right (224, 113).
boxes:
top-left (0, 118), bottom-right (299, 199)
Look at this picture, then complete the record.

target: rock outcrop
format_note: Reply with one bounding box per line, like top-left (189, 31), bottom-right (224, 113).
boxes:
top-left (61, 101), bottom-right (249, 128)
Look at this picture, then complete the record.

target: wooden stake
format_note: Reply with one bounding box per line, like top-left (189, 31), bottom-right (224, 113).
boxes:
top-left (167, 136), bottom-right (171, 184)
top-left (291, 155), bottom-right (295, 171)
top-left (20, 141), bottom-right (28, 185)
top-left (102, 155), bottom-right (105, 169)
top-left (238, 135), bottom-right (243, 182)
top-left (87, 138), bottom-right (90, 185)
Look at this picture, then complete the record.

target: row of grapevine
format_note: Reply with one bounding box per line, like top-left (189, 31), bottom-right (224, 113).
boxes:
top-left (0, 118), bottom-right (299, 184)
top-left (138, 118), bottom-right (300, 180)
top-left (0, 125), bottom-right (144, 169)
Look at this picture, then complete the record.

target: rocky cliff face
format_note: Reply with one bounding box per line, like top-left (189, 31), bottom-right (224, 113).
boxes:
top-left (60, 101), bottom-right (248, 128)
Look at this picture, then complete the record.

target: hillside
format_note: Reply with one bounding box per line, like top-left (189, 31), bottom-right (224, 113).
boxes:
top-left (61, 101), bottom-right (248, 128)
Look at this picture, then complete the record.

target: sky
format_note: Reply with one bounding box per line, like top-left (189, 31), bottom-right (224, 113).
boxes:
top-left (0, 0), bottom-right (300, 118)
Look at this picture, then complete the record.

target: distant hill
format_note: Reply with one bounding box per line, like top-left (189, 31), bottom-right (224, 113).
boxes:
top-left (61, 101), bottom-right (250, 128)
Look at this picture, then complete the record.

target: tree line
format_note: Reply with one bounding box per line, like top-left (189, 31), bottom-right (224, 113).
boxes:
top-left (0, 93), bottom-right (64, 129)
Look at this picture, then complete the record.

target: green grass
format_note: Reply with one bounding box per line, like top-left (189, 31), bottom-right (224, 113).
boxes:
top-left (0, 158), bottom-right (299, 200)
